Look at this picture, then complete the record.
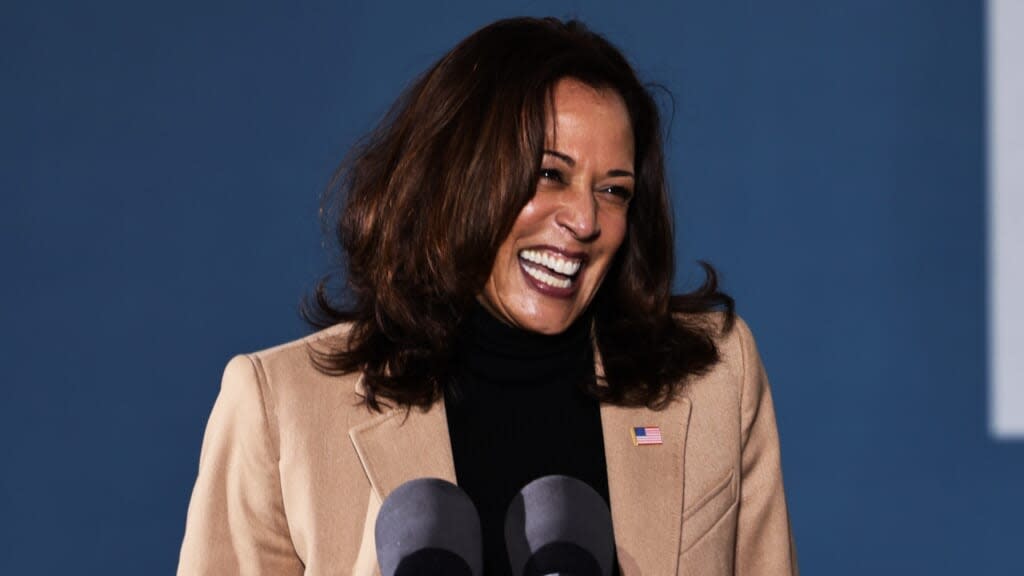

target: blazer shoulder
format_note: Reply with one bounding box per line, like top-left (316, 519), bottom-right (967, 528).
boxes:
top-left (674, 310), bottom-right (755, 362)
top-left (721, 313), bottom-right (758, 366)
top-left (234, 323), bottom-right (371, 425)
top-left (669, 311), bottom-right (765, 415)
top-left (241, 323), bottom-right (356, 383)
top-left (247, 322), bottom-right (355, 365)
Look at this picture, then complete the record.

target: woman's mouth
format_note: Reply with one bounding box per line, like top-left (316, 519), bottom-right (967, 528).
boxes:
top-left (518, 248), bottom-right (584, 295)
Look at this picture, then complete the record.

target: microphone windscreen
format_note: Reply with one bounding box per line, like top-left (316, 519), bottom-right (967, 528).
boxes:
top-left (375, 478), bottom-right (483, 576)
top-left (504, 475), bottom-right (615, 576)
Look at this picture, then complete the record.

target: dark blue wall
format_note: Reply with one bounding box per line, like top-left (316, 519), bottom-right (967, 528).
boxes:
top-left (3, 1), bottom-right (1019, 573)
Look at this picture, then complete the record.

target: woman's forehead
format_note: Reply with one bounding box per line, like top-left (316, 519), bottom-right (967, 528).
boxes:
top-left (543, 79), bottom-right (635, 166)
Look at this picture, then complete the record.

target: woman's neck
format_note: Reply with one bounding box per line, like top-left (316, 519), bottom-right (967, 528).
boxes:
top-left (451, 301), bottom-right (594, 385)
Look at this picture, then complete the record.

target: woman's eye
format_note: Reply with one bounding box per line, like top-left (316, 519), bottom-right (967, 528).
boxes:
top-left (539, 168), bottom-right (564, 183)
top-left (603, 186), bottom-right (633, 202)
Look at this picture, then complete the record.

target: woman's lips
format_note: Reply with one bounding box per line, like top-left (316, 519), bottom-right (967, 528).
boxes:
top-left (517, 247), bottom-right (585, 298)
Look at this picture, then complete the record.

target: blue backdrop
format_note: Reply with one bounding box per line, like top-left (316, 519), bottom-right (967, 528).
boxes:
top-left (3, 1), bottom-right (1019, 573)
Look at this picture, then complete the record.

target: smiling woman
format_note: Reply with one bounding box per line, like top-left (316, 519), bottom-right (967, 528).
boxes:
top-left (480, 79), bottom-right (633, 335)
top-left (178, 17), bottom-right (797, 576)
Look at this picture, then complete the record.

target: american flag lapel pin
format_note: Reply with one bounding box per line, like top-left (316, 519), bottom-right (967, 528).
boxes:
top-left (631, 426), bottom-right (663, 446)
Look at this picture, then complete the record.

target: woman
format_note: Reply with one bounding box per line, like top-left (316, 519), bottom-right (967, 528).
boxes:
top-left (178, 17), bottom-right (797, 575)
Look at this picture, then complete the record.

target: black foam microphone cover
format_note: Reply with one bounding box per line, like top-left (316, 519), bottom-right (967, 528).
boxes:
top-left (375, 478), bottom-right (483, 576)
top-left (504, 475), bottom-right (615, 576)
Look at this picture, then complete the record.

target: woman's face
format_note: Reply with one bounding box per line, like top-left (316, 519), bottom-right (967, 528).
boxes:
top-left (479, 78), bottom-right (634, 334)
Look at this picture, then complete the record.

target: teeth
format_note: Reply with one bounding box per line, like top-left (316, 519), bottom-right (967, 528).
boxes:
top-left (522, 262), bottom-right (572, 289)
top-left (519, 249), bottom-right (582, 276)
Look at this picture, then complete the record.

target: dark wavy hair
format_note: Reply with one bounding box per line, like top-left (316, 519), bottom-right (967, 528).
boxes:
top-left (304, 17), bottom-right (734, 411)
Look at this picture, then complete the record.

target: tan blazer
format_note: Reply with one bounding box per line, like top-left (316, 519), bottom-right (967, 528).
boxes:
top-left (177, 316), bottom-right (797, 575)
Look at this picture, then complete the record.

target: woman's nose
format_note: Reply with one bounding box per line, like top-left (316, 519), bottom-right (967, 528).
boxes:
top-left (554, 183), bottom-right (601, 242)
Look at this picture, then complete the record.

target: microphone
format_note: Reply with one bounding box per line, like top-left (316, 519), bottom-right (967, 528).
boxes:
top-left (504, 475), bottom-right (616, 576)
top-left (375, 478), bottom-right (484, 576)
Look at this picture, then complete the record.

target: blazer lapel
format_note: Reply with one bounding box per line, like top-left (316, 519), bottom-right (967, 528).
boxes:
top-left (348, 356), bottom-right (692, 574)
top-left (348, 378), bottom-right (457, 502)
top-left (600, 398), bottom-right (692, 575)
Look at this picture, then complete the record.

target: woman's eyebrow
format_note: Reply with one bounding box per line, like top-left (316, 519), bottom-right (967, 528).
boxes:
top-left (544, 149), bottom-right (634, 178)
top-left (544, 148), bottom-right (577, 165)
top-left (543, 149), bottom-right (576, 166)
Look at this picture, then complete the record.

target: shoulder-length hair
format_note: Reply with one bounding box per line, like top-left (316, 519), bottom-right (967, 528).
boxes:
top-left (305, 17), bottom-right (734, 411)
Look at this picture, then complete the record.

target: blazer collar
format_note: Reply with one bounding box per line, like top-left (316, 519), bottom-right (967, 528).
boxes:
top-left (348, 376), bottom-right (458, 497)
top-left (348, 361), bottom-right (692, 574)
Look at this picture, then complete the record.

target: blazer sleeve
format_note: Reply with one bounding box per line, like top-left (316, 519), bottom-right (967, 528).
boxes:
top-left (734, 320), bottom-right (799, 575)
top-left (177, 355), bottom-right (304, 575)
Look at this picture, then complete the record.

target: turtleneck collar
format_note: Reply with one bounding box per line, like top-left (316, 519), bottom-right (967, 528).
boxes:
top-left (452, 301), bottom-right (594, 385)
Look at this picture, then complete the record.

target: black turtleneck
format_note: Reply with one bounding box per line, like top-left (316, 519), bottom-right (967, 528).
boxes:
top-left (443, 303), bottom-right (611, 575)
